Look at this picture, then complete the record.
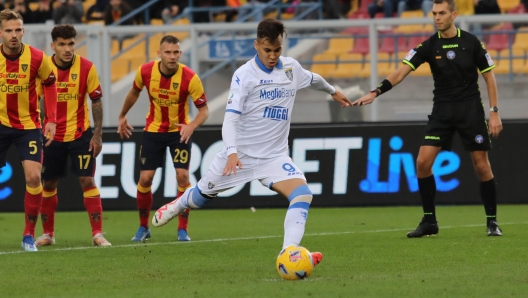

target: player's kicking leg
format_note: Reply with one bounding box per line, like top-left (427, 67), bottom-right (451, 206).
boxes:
top-left (271, 178), bottom-right (322, 267)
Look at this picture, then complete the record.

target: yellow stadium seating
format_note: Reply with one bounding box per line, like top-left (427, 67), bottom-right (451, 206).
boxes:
top-left (377, 53), bottom-right (395, 77)
top-left (455, 0), bottom-right (475, 15)
top-left (492, 49), bottom-right (526, 74)
top-left (496, 0), bottom-right (521, 12)
top-left (512, 27), bottom-right (528, 51)
top-left (324, 37), bottom-right (355, 55)
top-left (394, 11), bottom-right (426, 34)
top-left (311, 53), bottom-right (337, 78)
top-left (334, 53), bottom-right (363, 79)
top-left (150, 19), bottom-right (164, 26)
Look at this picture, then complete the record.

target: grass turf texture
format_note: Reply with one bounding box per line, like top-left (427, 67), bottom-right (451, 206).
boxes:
top-left (1, 205), bottom-right (527, 297)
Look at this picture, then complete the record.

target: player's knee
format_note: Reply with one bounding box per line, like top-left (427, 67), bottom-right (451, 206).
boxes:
top-left (187, 186), bottom-right (214, 208)
top-left (416, 156), bottom-right (433, 173)
top-left (79, 176), bottom-right (96, 189)
top-left (43, 179), bottom-right (58, 190)
top-left (138, 175), bottom-right (154, 187)
top-left (287, 185), bottom-right (312, 208)
top-left (25, 171), bottom-right (41, 187)
top-left (176, 170), bottom-right (189, 184)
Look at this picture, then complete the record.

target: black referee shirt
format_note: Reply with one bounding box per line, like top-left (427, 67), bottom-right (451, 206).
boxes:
top-left (402, 28), bottom-right (496, 102)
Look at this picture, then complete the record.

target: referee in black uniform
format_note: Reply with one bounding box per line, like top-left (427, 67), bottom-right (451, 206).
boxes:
top-left (352, 0), bottom-right (503, 237)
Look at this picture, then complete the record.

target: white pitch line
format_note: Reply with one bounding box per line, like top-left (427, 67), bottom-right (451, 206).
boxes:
top-left (1, 222), bottom-right (525, 256)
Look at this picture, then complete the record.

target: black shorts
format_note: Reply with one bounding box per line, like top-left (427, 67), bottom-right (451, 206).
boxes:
top-left (423, 99), bottom-right (491, 151)
top-left (0, 124), bottom-right (43, 168)
top-left (42, 129), bottom-right (95, 180)
top-left (140, 131), bottom-right (192, 171)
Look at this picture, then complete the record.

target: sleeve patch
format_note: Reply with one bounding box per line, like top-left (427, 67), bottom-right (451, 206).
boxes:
top-left (405, 49), bottom-right (417, 61)
top-left (485, 53), bottom-right (494, 66)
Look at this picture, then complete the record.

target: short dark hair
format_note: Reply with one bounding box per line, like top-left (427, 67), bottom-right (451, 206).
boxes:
top-left (257, 19), bottom-right (286, 43)
top-left (433, 0), bottom-right (456, 12)
top-left (160, 35), bottom-right (180, 45)
top-left (51, 24), bottom-right (77, 41)
top-left (0, 9), bottom-right (23, 28)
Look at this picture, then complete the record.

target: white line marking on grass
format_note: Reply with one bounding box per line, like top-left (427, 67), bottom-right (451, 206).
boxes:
top-left (1, 222), bottom-right (525, 256)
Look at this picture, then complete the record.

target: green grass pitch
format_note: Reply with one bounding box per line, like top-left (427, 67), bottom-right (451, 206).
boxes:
top-left (1, 205), bottom-right (527, 297)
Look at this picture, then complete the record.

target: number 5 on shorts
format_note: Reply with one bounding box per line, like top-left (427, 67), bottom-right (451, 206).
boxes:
top-left (29, 141), bottom-right (38, 155)
top-left (78, 155), bottom-right (91, 169)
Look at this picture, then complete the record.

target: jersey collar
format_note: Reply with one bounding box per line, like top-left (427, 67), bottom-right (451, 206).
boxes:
top-left (52, 54), bottom-right (76, 71)
top-left (438, 27), bottom-right (461, 39)
top-left (1, 43), bottom-right (25, 61)
top-left (254, 54), bottom-right (283, 74)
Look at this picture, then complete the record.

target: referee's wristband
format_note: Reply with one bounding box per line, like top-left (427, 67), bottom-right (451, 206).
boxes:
top-left (376, 79), bottom-right (393, 96)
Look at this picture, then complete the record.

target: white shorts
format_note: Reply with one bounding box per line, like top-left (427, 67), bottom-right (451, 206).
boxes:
top-left (197, 150), bottom-right (306, 195)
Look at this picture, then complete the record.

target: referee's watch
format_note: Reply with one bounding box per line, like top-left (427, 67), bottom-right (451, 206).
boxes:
top-left (490, 106), bottom-right (499, 112)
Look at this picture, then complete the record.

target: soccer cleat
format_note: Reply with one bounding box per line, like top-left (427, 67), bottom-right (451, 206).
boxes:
top-left (311, 252), bottom-right (323, 267)
top-left (407, 219), bottom-right (439, 238)
top-left (21, 235), bottom-right (38, 252)
top-left (35, 234), bottom-right (56, 246)
top-left (152, 199), bottom-right (180, 227)
top-left (177, 229), bottom-right (191, 241)
top-left (487, 220), bottom-right (502, 236)
top-left (131, 226), bottom-right (151, 242)
top-left (92, 233), bottom-right (112, 246)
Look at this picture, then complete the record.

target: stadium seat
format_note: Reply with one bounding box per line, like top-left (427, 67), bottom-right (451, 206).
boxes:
top-left (379, 32), bottom-right (407, 54)
top-left (333, 53), bottom-right (364, 78)
top-left (485, 24), bottom-right (513, 51)
top-left (394, 11), bottom-right (426, 34)
top-left (507, 3), bottom-right (527, 13)
top-left (310, 53), bottom-right (337, 78)
top-left (492, 49), bottom-right (526, 74)
top-left (358, 54), bottom-right (389, 77)
top-left (324, 37), bottom-right (355, 55)
top-left (350, 37), bottom-right (370, 54)
top-left (497, 0), bottom-right (521, 12)
top-left (150, 19), bottom-right (164, 26)
top-left (512, 27), bottom-right (528, 51)
top-left (377, 53), bottom-right (396, 77)
top-left (455, 0), bottom-right (475, 15)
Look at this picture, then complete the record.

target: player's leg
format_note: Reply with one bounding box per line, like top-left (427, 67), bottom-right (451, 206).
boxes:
top-left (470, 151), bottom-right (501, 235)
top-left (175, 168), bottom-right (191, 241)
top-left (260, 157), bottom-right (321, 266)
top-left (459, 99), bottom-right (500, 236)
top-left (79, 176), bottom-right (111, 246)
top-left (37, 139), bottom-right (68, 246)
top-left (132, 132), bottom-right (165, 242)
top-left (153, 150), bottom-right (254, 227)
top-left (36, 179), bottom-right (59, 246)
top-left (408, 103), bottom-right (453, 238)
top-left (15, 129), bottom-right (44, 252)
top-left (168, 133), bottom-right (193, 241)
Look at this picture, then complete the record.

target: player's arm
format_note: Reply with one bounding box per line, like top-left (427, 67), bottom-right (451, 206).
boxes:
top-left (177, 75), bottom-right (209, 144)
top-left (118, 67), bottom-right (144, 139)
top-left (87, 65), bottom-right (104, 157)
top-left (481, 70), bottom-right (502, 137)
top-left (475, 38), bottom-right (502, 137)
top-left (38, 55), bottom-right (58, 146)
top-left (117, 87), bottom-right (140, 139)
top-left (222, 72), bottom-right (248, 176)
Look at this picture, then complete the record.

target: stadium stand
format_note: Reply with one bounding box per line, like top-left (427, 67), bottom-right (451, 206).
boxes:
top-left (334, 53), bottom-right (364, 78)
top-left (310, 53), bottom-right (337, 78)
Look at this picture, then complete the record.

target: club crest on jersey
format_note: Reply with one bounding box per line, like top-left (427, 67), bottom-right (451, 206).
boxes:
top-left (208, 181), bottom-right (215, 189)
top-left (71, 74), bottom-right (77, 81)
top-left (21, 64), bottom-right (28, 72)
top-left (285, 68), bottom-right (293, 81)
top-left (447, 50), bottom-right (456, 60)
top-left (173, 82), bottom-right (179, 90)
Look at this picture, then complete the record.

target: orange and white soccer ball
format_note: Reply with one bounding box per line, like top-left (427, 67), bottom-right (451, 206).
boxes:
top-left (276, 245), bottom-right (314, 280)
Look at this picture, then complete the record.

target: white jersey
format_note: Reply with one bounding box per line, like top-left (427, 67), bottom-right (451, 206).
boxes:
top-left (225, 55), bottom-right (314, 158)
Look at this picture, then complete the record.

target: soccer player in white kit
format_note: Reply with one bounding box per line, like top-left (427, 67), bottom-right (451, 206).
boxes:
top-left (152, 19), bottom-right (352, 266)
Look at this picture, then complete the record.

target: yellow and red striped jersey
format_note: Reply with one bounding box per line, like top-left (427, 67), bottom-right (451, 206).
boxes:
top-left (38, 54), bottom-right (102, 142)
top-left (0, 44), bottom-right (55, 130)
top-left (133, 61), bottom-right (207, 133)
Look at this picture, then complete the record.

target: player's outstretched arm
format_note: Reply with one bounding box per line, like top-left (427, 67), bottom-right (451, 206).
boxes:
top-left (117, 88), bottom-right (140, 139)
top-left (481, 70), bottom-right (502, 138)
top-left (176, 105), bottom-right (209, 144)
top-left (90, 98), bottom-right (103, 157)
top-left (351, 64), bottom-right (412, 106)
top-left (221, 112), bottom-right (242, 176)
